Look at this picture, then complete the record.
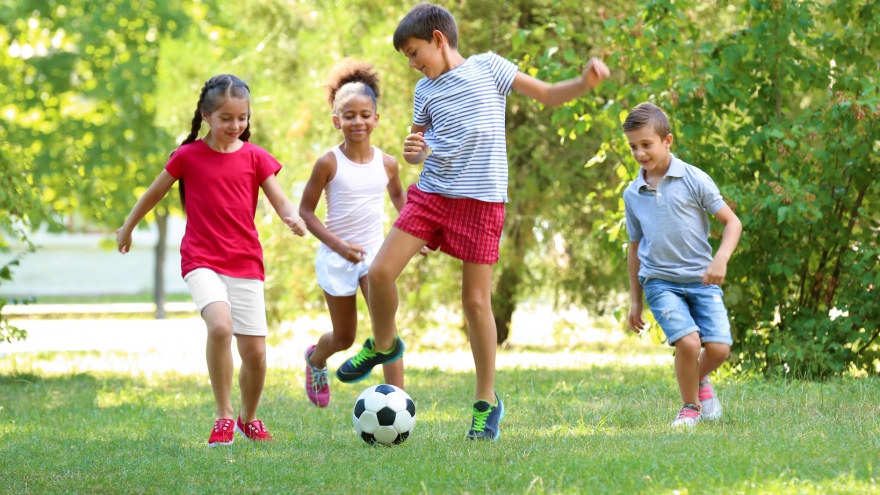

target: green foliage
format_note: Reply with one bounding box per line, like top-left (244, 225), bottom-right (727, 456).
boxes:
top-left (560, 0), bottom-right (880, 376)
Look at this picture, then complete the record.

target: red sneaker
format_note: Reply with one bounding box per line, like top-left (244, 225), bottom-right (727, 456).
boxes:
top-left (236, 416), bottom-right (274, 442)
top-left (208, 418), bottom-right (235, 447)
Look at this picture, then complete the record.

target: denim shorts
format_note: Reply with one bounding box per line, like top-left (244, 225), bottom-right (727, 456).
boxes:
top-left (639, 277), bottom-right (733, 346)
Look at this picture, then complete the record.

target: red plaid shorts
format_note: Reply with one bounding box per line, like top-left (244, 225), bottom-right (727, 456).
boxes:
top-left (393, 184), bottom-right (505, 264)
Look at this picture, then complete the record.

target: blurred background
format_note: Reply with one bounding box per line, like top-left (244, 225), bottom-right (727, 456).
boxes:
top-left (1, 0), bottom-right (877, 377)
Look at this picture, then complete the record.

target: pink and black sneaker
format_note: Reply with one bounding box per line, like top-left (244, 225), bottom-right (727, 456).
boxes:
top-left (236, 416), bottom-right (274, 442)
top-left (208, 418), bottom-right (235, 447)
top-left (304, 345), bottom-right (331, 407)
top-left (699, 376), bottom-right (722, 421)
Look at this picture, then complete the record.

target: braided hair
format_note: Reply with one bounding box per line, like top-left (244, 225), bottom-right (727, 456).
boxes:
top-left (325, 59), bottom-right (380, 116)
top-left (176, 74), bottom-right (251, 207)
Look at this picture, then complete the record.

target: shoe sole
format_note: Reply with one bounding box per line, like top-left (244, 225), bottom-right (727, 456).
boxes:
top-left (209, 440), bottom-right (234, 447)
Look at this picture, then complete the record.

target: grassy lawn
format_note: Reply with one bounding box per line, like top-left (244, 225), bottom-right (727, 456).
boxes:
top-left (1, 354), bottom-right (877, 494)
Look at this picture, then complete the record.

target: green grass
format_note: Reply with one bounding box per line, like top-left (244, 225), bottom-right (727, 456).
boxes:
top-left (18, 293), bottom-right (193, 305)
top-left (0, 357), bottom-right (877, 494)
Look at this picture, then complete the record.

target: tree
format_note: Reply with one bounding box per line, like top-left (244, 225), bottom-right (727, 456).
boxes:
top-left (561, 0), bottom-right (880, 376)
top-left (1, 0), bottom-right (205, 318)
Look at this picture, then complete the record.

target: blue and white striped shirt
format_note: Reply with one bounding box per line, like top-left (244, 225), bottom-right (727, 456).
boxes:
top-left (413, 52), bottom-right (519, 203)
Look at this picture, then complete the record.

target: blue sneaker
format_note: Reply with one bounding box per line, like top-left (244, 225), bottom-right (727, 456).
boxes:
top-left (466, 392), bottom-right (504, 441)
top-left (335, 337), bottom-right (405, 383)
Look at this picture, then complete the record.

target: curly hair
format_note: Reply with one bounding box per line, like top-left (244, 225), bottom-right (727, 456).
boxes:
top-left (325, 59), bottom-right (380, 115)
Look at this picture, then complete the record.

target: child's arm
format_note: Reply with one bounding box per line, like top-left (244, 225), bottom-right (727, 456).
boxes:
top-left (116, 170), bottom-right (177, 254)
top-left (511, 57), bottom-right (610, 107)
top-left (702, 205), bottom-right (742, 285)
top-left (298, 154), bottom-right (365, 263)
top-left (627, 240), bottom-right (646, 334)
top-left (402, 124), bottom-right (430, 164)
top-left (261, 174), bottom-right (307, 236)
top-left (384, 153), bottom-right (407, 213)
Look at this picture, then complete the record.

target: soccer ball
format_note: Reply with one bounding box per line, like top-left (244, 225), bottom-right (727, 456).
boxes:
top-left (352, 384), bottom-right (416, 445)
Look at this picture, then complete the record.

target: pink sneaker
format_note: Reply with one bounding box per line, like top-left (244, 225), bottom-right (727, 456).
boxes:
top-left (235, 416), bottom-right (274, 442)
top-left (208, 418), bottom-right (235, 447)
top-left (671, 403), bottom-right (702, 427)
top-left (304, 345), bottom-right (330, 407)
top-left (699, 376), bottom-right (722, 421)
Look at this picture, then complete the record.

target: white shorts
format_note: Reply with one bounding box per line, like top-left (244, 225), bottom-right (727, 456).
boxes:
top-left (184, 268), bottom-right (269, 337)
top-left (316, 244), bottom-right (380, 297)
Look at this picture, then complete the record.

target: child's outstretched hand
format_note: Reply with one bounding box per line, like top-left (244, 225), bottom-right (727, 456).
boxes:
top-left (283, 216), bottom-right (307, 236)
top-left (116, 227), bottom-right (132, 254)
top-left (403, 132), bottom-right (426, 162)
top-left (582, 57), bottom-right (611, 90)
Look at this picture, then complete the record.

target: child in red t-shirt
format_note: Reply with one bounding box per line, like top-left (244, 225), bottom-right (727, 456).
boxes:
top-left (116, 74), bottom-right (307, 447)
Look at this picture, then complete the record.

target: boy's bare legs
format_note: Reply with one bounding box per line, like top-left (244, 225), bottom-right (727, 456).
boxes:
top-left (237, 335), bottom-right (266, 423)
top-left (699, 343), bottom-right (730, 377)
top-left (310, 279), bottom-right (404, 389)
top-left (462, 261), bottom-right (497, 403)
top-left (361, 277), bottom-right (404, 388)
top-left (367, 227), bottom-right (427, 351)
top-left (202, 302), bottom-right (235, 419)
top-left (673, 333), bottom-right (702, 405)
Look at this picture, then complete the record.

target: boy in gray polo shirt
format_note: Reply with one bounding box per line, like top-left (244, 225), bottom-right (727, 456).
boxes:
top-left (622, 102), bottom-right (742, 427)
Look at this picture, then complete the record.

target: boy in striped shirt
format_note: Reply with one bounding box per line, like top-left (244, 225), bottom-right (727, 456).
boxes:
top-left (336, 2), bottom-right (610, 440)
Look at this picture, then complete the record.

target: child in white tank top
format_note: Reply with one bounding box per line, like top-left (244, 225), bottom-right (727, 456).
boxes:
top-left (297, 60), bottom-right (425, 407)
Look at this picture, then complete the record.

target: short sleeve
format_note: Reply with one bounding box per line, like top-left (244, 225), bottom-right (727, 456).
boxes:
top-left (256, 147), bottom-right (282, 183)
top-left (695, 171), bottom-right (726, 215)
top-left (624, 193), bottom-right (643, 242)
top-left (486, 52), bottom-right (519, 95)
top-left (413, 84), bottom-right (429, 126)
top-left (165, 149), bottom-right (184, 179)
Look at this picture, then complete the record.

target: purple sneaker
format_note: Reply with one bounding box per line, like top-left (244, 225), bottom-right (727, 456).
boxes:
top-left (304, 345), bottom-right (330, 408)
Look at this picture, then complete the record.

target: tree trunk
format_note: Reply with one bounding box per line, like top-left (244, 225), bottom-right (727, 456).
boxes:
top-left (154, 209), bottom-right (168, 320)
top-left (493, 265), bottom-right (521, 345)
top-left (492, 214), bottom-right (534, 345)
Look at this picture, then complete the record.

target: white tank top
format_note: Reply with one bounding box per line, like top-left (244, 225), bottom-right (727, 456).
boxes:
top-left (323, 145), bottom-right (388, 249)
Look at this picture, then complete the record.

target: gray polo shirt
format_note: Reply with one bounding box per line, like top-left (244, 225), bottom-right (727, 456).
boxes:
top-left (624, 154), bottom-right (727, 283)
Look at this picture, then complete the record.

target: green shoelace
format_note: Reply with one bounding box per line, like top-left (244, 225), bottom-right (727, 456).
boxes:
top-left (472, 406), bottom-right (490, 432)
top-left (350, 340), bottom-right (378, 367)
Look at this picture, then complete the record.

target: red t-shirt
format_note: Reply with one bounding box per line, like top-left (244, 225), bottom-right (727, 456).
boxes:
top-left (165, 140), bottom-right (282, 280)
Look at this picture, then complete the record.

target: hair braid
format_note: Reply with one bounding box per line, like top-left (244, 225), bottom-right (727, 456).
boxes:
top-left (176, 82), bottom-right (213, 207)
top-left (240, 82), bottom-right (251, 142)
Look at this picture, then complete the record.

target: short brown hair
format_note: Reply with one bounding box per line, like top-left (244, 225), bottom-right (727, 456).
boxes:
top-left (393, 3), bottom-right (458, 51)
top-left (622, 102), bottom-right (671, 138)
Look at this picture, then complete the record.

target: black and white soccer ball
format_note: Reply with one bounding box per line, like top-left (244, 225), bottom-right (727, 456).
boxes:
top-left (352, 384), bottom-right (416, 445)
